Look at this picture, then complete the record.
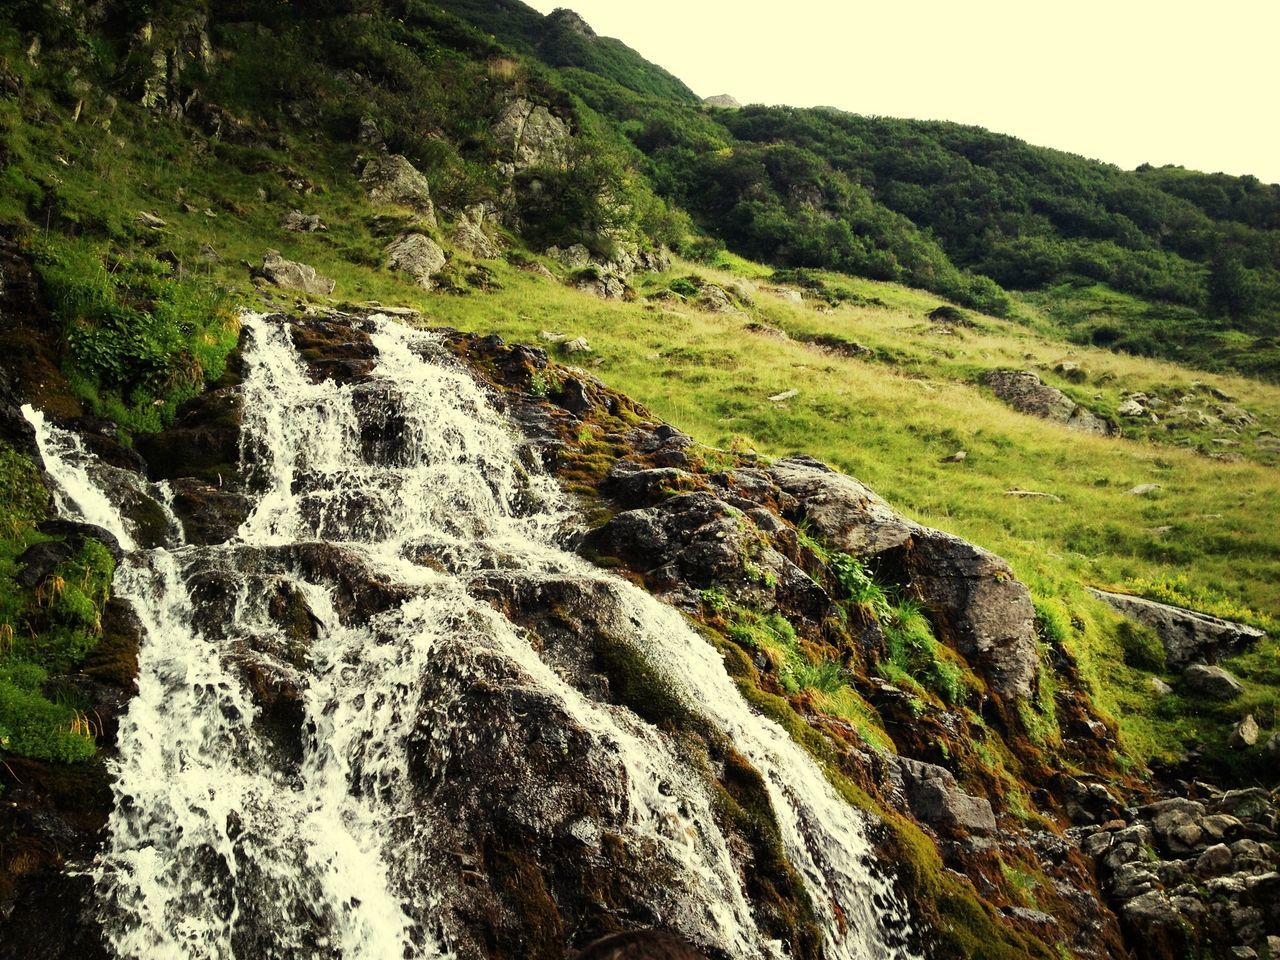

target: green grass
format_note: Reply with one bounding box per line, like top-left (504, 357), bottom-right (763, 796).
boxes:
top-left (0, 444), bottom-right (113, 763)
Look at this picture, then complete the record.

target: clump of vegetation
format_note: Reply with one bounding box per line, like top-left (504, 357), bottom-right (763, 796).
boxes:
top-left (36, 237), bottom-right (238, 437)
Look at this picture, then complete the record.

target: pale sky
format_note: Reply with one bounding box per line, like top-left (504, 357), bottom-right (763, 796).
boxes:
top-left (526, 0), bottom-right (1280, 185)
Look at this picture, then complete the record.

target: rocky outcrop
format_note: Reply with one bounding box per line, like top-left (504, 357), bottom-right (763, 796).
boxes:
top-left (768, 457), bottom-right (1039, 700)
top-left (357, 154), bottom-right (437, 223)
top-left (1089, 588), bottom-right (1265, 669)
top-left (703, 94), bottom-right (741, 109)
top-left (1080, 786), bottom-right (1280, 960)
top-left (384, 233), bottom-right (446, 290)
top-left (280, 209), bottom-right (326, 232)
top-left (255, 250), bottom-right (335, 296)
top-left (450, 205), bottom-right (501, 259)
top-left (981, 369), bottom-right (1113, 435)
top-left (492, 98), bottom-right (571, 173)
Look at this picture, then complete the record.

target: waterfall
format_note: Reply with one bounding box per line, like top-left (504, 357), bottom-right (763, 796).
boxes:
top-left (24, 312), bottom-right (916, 960)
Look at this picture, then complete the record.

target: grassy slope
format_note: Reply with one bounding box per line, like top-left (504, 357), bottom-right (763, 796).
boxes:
top-left (3, 24), bottom-right (1277, 777)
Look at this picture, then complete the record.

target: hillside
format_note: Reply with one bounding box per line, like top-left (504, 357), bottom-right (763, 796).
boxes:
top-left (0, 2), bottom-right (1277, 960)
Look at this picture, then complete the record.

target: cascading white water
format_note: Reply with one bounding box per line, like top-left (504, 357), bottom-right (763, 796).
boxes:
top-left (25, 311), bottom-right (917, 960)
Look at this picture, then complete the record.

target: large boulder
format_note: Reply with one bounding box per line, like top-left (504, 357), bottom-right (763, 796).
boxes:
top-left (889, 756), bottom-right (997, 835)
top-left (768, 457), bottom-right (1039, 700)
top-left (1182, 664), bottom-right (1244, 700)
top-left (1088, 588), bottom-right (1265, 669)
top-left (358, 154), bottom-right (437, 224)
top-left (981, 369), bottom-right (1112, 435)
top-left (257, 250), bottom-right (335, 296)
top-left (384, 233), bottom-right (446, 290)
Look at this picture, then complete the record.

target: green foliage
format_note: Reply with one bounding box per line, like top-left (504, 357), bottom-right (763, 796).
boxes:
top-left (35, 237), bottom-right (238, 436)
top-left (882, 599), bottom-right (970, 706)
top-left (828, 552), bottom-right (892, 620)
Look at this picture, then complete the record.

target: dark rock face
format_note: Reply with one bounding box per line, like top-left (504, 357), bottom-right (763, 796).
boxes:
top-left (768, 457), bottom-right (1039, 701)
top-left (1089, 588), bottom-right (1265, 669)
top-left (889, 756), bottom-right (997, 835)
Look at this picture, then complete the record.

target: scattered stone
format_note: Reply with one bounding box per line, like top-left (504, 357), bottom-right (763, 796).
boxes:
top-left (198, 243), bottom-right (221, 264)
top-left (1005, 489), bottom-right (1062, 501)
top-left (384, 233), bottom-right (446, 290)
top-left (257, 250), bottom-right (335, 296)
top-left (941, 450), bottom-right (967, 463)
top-left (767, 389), bottom-right (798, 402)
top-left (1126, 483), bottom-right (1161, 496)
top-left (281, 209), bottom-right (326, 232)
top-left (1055, 360), bottom-right (1087, 382)
top-left (563, 337), bottom-right (590, 355)
top-left (1088, 588), bottom-right (1265, 669)
top-left (695, 283), bottom-right (738, 313)
top-left (1182, 663), bottom-right (1244, 700)
top-left (135, 210), bottom-right (167, 229)
top-left (358, 154), bottom-right (436, 223)
top-left (1266, 732), bottom-right (1280, 762)
top-left (1230, 714), bottom-right (1260, 749)
top-left (1118, 398), bottom-right (1146, 417)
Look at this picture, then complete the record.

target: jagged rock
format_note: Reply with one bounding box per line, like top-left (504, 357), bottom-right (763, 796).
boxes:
top-left (281, 209), bottom-right (326, 232)
top-left (450, 206), bottom-right (500, 258)
top-left (1118, 398), bottom-right (1146, 417)
top-left (703, 94), bottom-right (741, 109)
top-left (1183, 664), bottom-right (1244, 700)
top-left (1231, 714), bottom-right (1261, 749)
top-left (768, 457), bottom-right (1039, 699)
top-left (358, 154), bottom-right (436, 223)
top-left (492, 98), bottom-right (570, 171)
top-left (257, 250), bottom-right (335, 296)
top-left (890, 757), bottom-right (997, 835)
top-left (384, 234), bottom-right (446, 290)
top-left (1089, 588), bottom-right (1266, 668)
top-left (981, 369), bottom-right (1113, 435)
